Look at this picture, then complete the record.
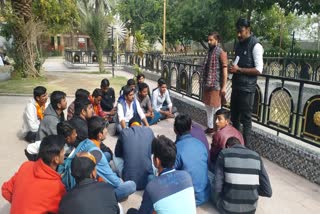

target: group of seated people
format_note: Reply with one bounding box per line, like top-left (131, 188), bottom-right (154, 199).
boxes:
top-left (2, 74), bottom-right (272, 214)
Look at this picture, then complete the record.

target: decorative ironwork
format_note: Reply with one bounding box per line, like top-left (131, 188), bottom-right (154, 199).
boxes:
top-left (191, 72), bottom-right (201, 98)
top-left (252, 85), bottom-right (262, 120)
top-left (268, 88), bottom-right (293, 130)
top-left (180, 70), bottom-right (188, 92)
top-left (170, 67), bottom-right (177, 89)
top-left (301, 95), bottom-right (320, 142)
top-left (162, 64), bottom-right (169, 83)
top-left (268, 61), bottom-right (282, 76)
top-left (285, 62), bottom-right (297, 78)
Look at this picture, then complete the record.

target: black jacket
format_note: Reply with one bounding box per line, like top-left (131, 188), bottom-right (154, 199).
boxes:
top-left (59, 178), bottom-right (119, 214)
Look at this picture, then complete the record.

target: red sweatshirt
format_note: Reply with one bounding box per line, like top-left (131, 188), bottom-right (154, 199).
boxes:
top-left (2, 159), bottom-right (66, 214)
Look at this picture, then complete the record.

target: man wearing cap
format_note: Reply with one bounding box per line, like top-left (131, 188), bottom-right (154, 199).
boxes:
top-left (59, 152), bottom-right (120, 214)
top-left (114, 117), bottom-right (154, 190)
top-left (229, 18), bottom-right (264, 144)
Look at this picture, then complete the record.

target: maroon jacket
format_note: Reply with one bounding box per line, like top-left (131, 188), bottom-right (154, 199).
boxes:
top-left (210, 125), bottom-right (244, 164)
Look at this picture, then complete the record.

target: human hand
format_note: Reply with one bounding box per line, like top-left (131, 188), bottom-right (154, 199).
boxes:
top-left (229, 65), bottom-right (239, 74)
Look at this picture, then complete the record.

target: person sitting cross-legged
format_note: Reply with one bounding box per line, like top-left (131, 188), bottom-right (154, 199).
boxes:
top-left (213, 137), bottom-right (272, 213)
top-left (174, 114), bottom-right (210, 206)
top-left (67, 89), bottom-right (90, 120)
top-left (59, 152), bottom-right (120, 214)
top-left (2, 135), bottom-right (66, 214)
top-left (89, 88), bottom-right (115, 121)
top-left (100, 78), bottom-right (116, 112)
top-left (127, 135), bottom-right (196, 214)
top-left (114, 117), bottom-right (154, 190)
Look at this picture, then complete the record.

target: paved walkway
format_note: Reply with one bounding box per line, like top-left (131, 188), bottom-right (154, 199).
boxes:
top-left (0, 57), bottom-right (320, 213)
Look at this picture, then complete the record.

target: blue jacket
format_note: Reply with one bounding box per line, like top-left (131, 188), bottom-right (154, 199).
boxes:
top-left (175, 133), bottom-right (210, 206)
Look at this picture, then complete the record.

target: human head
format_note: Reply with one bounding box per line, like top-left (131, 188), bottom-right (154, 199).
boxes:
top-left (50, 91), bottom-right (67, 111)
top-left (215, 108), bottom-right (231, 129)
top-left (152, 135), bottom-right (176, 169)
top-left (74, 98), bottom-right (94, 119)
top-left (129, 116), bottom-right (141, 127)
top-left (123, 85), bottom-right (135, 103)
top-left (136, 73), bottom-right (145, 84)
top-left (208, 32), bottom-right (221, 48)
top-left (174, 114), bottom-right (192, 136)
top-left (92, 88), bottom-right (103, 105)
top-left (100, 78), bottom-right (110, 92)
top-left (236, 18), bottom-right (251, 42)
top-left (57, 121), bottom-right (77, 145)
top-left (88, 116), bottom-right (109, 141)
top-left (157, 78), bottom-right (167, 94)
top-left (226, 137), bottom-right (241, 148)
top-left (38, 135), bottom-right (66, 166)
top-left (71, 151), bottom-right (102, 183)
top-left (138, 82), bottom-right (149, 98)
top-left (33, 86), bottom-right (48, 106)
top-left (127, 78), bottom-right (136, 90)
top-left (75, 88), bottom-right (90, 100)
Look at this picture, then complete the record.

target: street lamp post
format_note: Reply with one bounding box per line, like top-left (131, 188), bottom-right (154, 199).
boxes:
top-left (111, 26), bottom-right (115, 77)
top-left (163, 0), bottom-right (166, 56)
top-left (291, 31), bottom-right (295, 56)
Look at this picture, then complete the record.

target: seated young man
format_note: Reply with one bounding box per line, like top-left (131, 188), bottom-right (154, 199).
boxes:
top-left (59, 152), bottom-right (120, 214)
top-left (119, 78), bottom-right (136, 97)
top-left (37, 91), bottom-right (67, 140)
top-left (114, 117), bottom-right (154, 190)
top-left (25, 121), bottom-right (78, 161)
top-left (127, 135), bottom-right (196, 214)
top-left (67, 89), bottom-right (90, 120)
top-left (100, 78), bottom-right (116, 112)
top-left (136, 82), bottom-right (161, 125)
top-left (210, 108), bottom-right (244, 171)
top-left (117, 85), bottom-right (148, 132)
top-left (22, 86), bottom-right (48, 143)
top-left (152, 78), bottom-right (176, 119)
top-left (174, 114), bottom-right (210, 206)
top-left (89, 88), bottom-right (115, 121)
top-left (2, 135), bottom-right (66, 214)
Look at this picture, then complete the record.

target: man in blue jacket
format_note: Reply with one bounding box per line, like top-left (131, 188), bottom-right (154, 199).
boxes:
top-left (174, 114), bottom-right (210, 206)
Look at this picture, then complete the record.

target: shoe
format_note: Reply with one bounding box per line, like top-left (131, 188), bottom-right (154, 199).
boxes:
top-left (204, 128), bottom-right (215, 134)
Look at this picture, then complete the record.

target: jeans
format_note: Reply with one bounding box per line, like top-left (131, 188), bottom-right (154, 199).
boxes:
top-left (147, 110), bottom-right (161, 125)
top-left (230, 90), bottom-right (255, 144)
top-left (113, 156), bottom-right (124, 178)
top-left (159, 106), bottom-right (177, 120)
top-left (114, 180), bottom-right (136, 202)
top-left (104, 152), bottom-right (112, 163)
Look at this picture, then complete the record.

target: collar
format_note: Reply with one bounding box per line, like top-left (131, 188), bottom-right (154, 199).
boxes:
top-left (78, 178), bottom-right (96, 186)
top-left (90, 139), bottom-right (101, 147)
top-left (176, 132), bottom-right (192, 141)
top-left (159, 168), bottom-right (175, 176)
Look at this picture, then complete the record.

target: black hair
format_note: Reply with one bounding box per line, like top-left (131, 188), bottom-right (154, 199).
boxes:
top-left (50, 91), bottom-right (66, 110)
top-left (57, 121), bottom-right (75, 138)
top-left (33, 86), bottom-right (47, 100)
top-left (87, 116), bottom-right (108, 139)
top-left (38, 135), bottom-right (66, 166)
top-left (136, 73), bottom-right (145, 80)
top-left (129, 116), bottom-right (141, 127)
top-left (75, 89), bottom-right (90, 100)
top-left (226, 137), bottom-right (241, 148)
top-left (138, 82), bottom-right (149, 92)
top-left (208, 32), bottom-right (221, 43)
top-left (127, 78), bottom-right (136, 86)
top-left (152, 135), bottom-right (176, 168)
top-left (74, 98), bottom-right (91, 116)
top-left (215, 108), bottom-right (231, 120)
top-left (100, 78), bottom-right (110, 88)
top-left (174, 114), bottom-right (192, 135)
top-left (92, 88), bottom-right (103, 98)
top-left (236, 18), bottom-right (251, 29)
top-left (123, 85), bottom-right (135, 97)
top-left (157, 78), bottom-right (166, 87)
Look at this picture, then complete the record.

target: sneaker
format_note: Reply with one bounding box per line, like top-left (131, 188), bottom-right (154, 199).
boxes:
top-left (204, 128), bottom-right (215, 134)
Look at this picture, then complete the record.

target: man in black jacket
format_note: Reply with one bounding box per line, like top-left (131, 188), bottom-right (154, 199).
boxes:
top-left (59, 151), bottom-right (120, 214)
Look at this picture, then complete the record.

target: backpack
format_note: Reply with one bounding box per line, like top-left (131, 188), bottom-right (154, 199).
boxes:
top-left (57, 139), bottom-right (98, 191)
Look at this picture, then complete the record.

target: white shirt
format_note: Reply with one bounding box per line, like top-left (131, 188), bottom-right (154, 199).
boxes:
top-left (22, 99), bottom-right (40, 134)
top-left (117, 99), bottom-right (146, 123)
top-left (0, 56), bottom-right (4, 66)
top-left (152, 88), bottom-right (172, 111)
top-left (252, 43), bottom-right (264, 73)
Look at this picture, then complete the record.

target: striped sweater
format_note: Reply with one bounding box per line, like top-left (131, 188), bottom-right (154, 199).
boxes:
top-left (214, 144), bottom-right (272, 214)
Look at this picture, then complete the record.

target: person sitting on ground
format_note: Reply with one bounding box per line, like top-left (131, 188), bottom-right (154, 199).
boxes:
top-left (114, 117), bottom-right (154, 190)
top-left (67, 89), bottom-right (90, 120)
top-left (174, 114), bottom-right (210, 206)
top-left (2, 135), bottom-right (66, 214)
top-left (22, 86), bottom-right (48, 143)
top-left (37, 91), bottom-right (67, 140)
top-left (136, 73), bottom-right (151, 98)
top-left (210, 108), bottom-right (244, 171)
top-left (100, 78), bottom-right (116, 112)
top-left (213, 137), bottom-right (272, 213)
top-left (87, 116), bottom-right (136, 201)
top-left (127, 135), bottom-right (196, 214)
top-left (89, 88), bottom-right (112, 120)
top-left (119, 78), bottom-right (136, 97)
top-left (136, 83), bottom-right (161, 125)
top-left (117, 85), bottom-right (148, 132)
top-left (152, 78), bottom-right (176, 119)
top-left (59, 152), bottom-right (120, 214)
top-left (25, 121), bottom-right (78, 161)
top-left (190, 122), bottom-right (210, 160)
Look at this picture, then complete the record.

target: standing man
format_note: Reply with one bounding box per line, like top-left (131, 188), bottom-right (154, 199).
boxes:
top-left (229, 18), bottom-right (264, 144)
top-left (202, 32), bottom-right (228, 134)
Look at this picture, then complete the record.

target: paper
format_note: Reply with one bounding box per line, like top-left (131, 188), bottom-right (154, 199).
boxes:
top-left (233, 56), bottom-right (240, 65)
